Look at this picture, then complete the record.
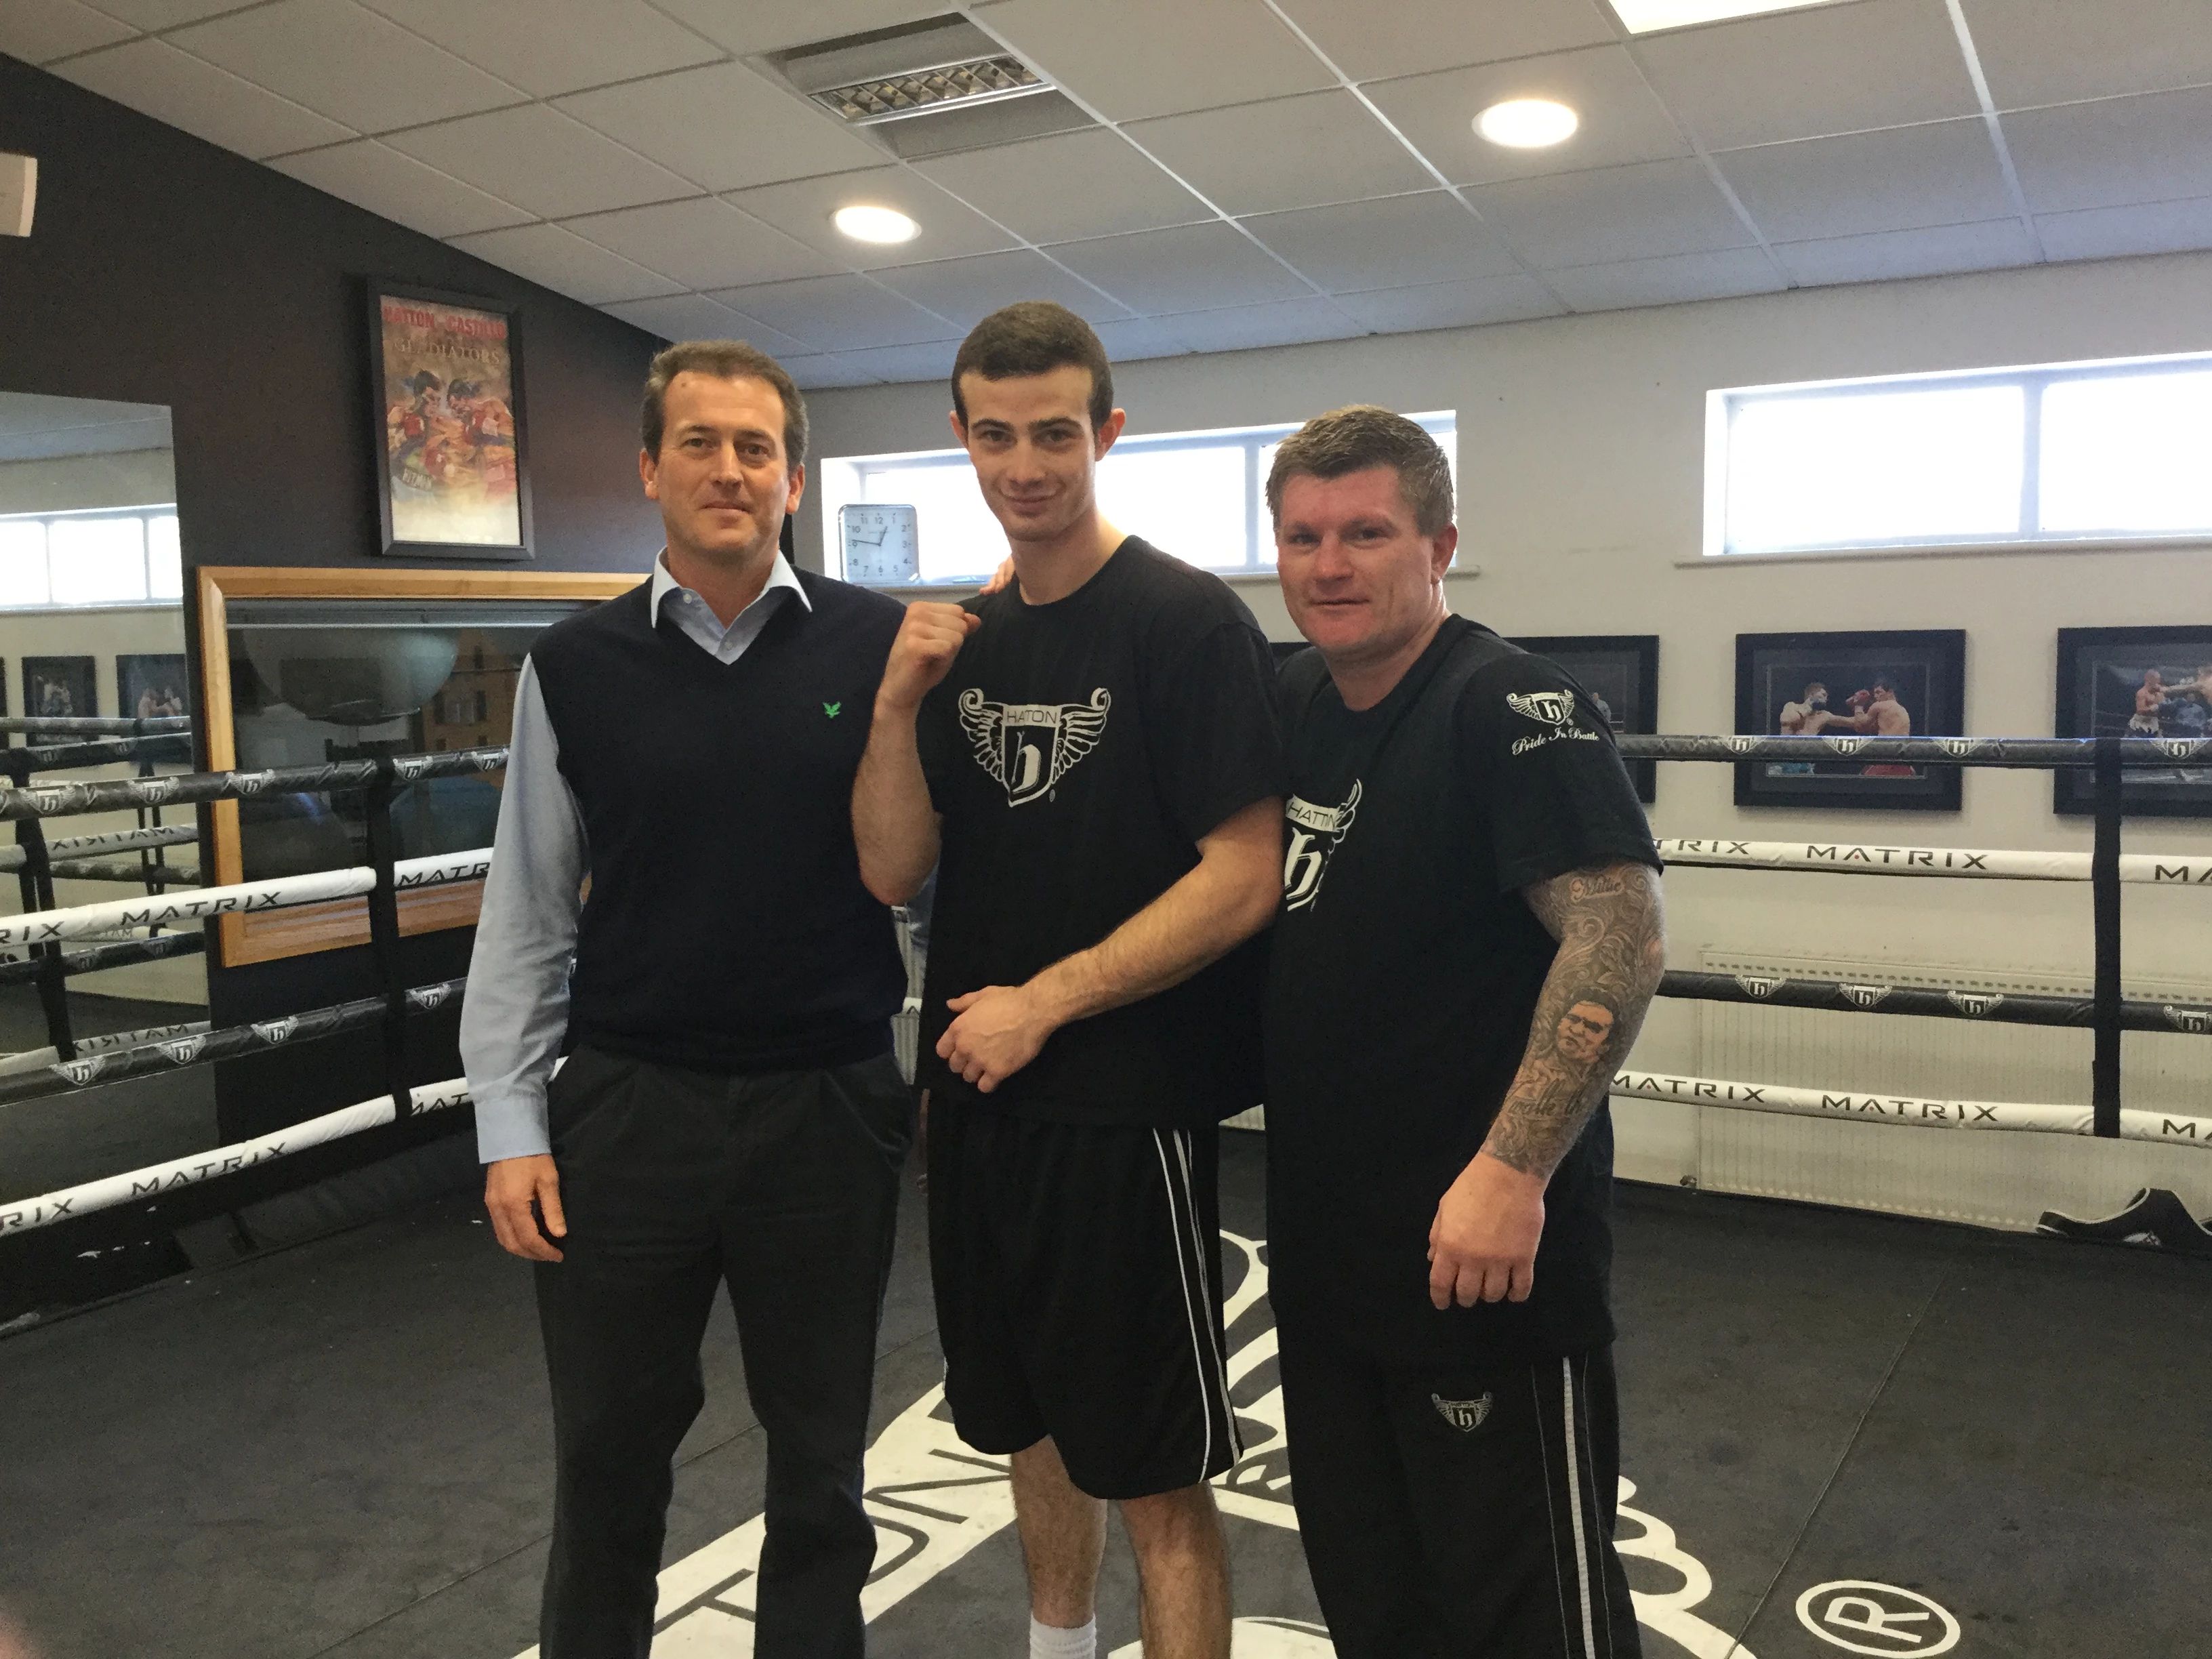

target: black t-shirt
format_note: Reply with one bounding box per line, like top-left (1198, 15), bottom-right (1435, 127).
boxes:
top-left (917, 537), bottom-right (1285, 1126)
top-left (1264, 617), bottom-right (1661, 1367)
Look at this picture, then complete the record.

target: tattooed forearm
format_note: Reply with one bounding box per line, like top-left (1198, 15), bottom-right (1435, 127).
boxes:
top-left (1480, 862), bottom-right (1666, 1181)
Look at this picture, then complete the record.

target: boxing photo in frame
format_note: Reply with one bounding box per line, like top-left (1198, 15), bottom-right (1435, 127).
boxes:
top-left (1734, 630), bottom-right (1966, 811)
top-left (2054, 625), bottom-right (2212, 818)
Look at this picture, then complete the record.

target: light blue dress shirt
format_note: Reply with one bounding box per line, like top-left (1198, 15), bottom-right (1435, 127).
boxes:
top-left (462, 550), bottom-right (809, 1163)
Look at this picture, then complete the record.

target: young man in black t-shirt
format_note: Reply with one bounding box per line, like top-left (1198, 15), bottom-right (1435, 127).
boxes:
top-left (853, 303), bottom-right (1284, 1659)
top-left (1264, 407), bottom-right (1665, 1659)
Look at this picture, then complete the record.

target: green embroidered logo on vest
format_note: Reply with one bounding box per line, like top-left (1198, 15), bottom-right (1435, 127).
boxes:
top-left (823, 701), bottom-right (842, 718)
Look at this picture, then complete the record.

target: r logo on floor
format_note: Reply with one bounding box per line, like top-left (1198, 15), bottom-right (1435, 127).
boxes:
top-left (1795, 1580), bottom-right (1960, 1656)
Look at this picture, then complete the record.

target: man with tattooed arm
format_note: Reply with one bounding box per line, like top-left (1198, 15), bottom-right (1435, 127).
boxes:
top-left (1262, 406), bottom-right (1664, 1659)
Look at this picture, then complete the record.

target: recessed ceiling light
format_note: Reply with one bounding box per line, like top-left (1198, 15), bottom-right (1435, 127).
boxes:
top-left (832, 204), bottom-right (920, 245)
top-left (1475, 98), bottom-right (1579, 149)
top-left (1609, 0), bottom-right (1835, 33)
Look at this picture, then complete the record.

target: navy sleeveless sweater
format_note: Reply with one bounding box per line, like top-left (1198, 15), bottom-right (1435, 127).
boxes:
top-left (530, 571), bottom-right (907, 1074)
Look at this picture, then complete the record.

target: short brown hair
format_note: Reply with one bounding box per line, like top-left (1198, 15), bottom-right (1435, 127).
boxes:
top-left (951, 302), bottom-right (1113, 432)
top-left (1265, 405), bottom-right (1454, 536)
top-left (641, 340), bottom-right (808, 467)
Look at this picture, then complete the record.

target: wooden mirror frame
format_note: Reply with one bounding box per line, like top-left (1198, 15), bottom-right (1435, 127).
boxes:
top-left (194, 565), bottom-right (644, 966)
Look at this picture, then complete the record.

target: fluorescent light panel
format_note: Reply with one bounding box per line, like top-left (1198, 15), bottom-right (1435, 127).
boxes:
top-left (1610, 0), bottom-right (1837, 33)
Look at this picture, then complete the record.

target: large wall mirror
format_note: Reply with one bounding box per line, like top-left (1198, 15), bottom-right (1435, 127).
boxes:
top-left (0, 390), bottom-right (201, 1204)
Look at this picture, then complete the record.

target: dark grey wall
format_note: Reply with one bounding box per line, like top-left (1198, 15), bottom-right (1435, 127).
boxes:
top-left (0, 55), bottom-right (668, 1316)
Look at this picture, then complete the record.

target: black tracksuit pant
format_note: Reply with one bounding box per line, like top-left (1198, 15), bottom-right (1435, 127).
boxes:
top-left (533, 1046), bottom-right (914, 1659)
top-left (1277, 1319), bottom-right (1643, 1659)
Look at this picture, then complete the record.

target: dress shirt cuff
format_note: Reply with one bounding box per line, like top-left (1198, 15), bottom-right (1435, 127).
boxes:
top-left (473, 1084), bottom-right (552, 1164)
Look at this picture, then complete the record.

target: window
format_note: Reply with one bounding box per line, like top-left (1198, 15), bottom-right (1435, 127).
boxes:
top-left (822, 413), bottom-right (1456, 585)
top-left (1706, 352), bottom-right (2212, 557)
top-left (0, 506), bottom-right (181, 609)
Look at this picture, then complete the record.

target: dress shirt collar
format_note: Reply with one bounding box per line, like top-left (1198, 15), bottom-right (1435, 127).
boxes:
top-left (649, 547), bottom-right (812, 628)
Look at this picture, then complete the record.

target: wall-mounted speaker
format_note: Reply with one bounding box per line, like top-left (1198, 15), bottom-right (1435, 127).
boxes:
top-left (1, 153), bottom-right (37, 238)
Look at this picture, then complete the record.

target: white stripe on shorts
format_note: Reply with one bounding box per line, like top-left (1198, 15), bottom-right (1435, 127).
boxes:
top-left (1560, 1356), bottom-right (1599, 1659)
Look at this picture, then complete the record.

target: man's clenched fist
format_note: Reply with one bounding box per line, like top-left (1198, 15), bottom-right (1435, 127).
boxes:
top-left (879, 602), bottom-right (980, 714)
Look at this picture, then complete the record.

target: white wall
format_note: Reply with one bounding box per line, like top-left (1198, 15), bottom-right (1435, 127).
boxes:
top-left (804, 249), bottom-right (2212, 1222)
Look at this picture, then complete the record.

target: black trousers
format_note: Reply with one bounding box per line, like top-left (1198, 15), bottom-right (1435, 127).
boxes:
top-left (534, 1047), bottom-right (914, 1659)
top-left (1277, 1321), bottom-right (1643, 1659)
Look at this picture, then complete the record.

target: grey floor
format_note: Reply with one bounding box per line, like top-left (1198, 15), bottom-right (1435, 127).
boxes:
top-left (1, 1133), bottom-right (2207, 1658)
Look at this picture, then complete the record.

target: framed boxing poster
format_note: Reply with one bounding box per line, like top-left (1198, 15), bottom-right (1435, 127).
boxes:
top-left (1734, 630), bottom-right (1965, 811)
top-left (1511, 634), bottom-right (1659, 803)
top-left (367, 281), bottom-right (533, 561)
top-left (22, 655), bottom-right (97, 722)
top-left (2055, 625), bottom-right (2212, 817)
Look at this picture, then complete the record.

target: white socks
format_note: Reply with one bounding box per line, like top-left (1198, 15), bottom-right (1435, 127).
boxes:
top-left (1029, 1614), bottom-right (1098, 1659)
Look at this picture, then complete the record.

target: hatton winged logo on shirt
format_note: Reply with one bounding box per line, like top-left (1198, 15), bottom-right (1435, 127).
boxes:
top-left (1507, 688), bottom-right (1600, 756)
top-left (959, 686), bottom-right (1111, 807)
top-left (1282, 783), bottom-right (1360, 912)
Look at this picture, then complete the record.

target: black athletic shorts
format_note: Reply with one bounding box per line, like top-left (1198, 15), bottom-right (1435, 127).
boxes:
top-left (926, 1101), bottom-right (1241, 1500)
top-left (1277, 1322), bottom-right (1641, 1659)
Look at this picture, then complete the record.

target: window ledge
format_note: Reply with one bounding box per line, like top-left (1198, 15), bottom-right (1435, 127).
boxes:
top-left (859, 564), bottom-right (1481, 596)
top-left (1681, 535), bottom-right (2212, 569)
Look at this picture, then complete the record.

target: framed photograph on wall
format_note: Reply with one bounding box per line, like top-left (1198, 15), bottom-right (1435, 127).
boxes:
top-left (2055, 626), bottom-right (2212, 818)
top-left (1734, 630), bottom-right (1966, 811)
top-left (367, 281), bottom-right (531, 561)
top-left (22, 655), bottom-right (96, 722)
top-left (117, 652), bottom-right (190, 720)
top-left (1511, 634), bottom-right (1659, 803)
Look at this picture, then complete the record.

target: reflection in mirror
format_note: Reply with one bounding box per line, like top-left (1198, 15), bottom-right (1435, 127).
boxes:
top-left (0, 389), bottom-right (207, 1207)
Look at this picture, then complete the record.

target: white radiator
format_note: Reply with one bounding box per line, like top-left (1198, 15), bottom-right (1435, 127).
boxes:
top-left (1638, 950), bottom-right (2212, 1230)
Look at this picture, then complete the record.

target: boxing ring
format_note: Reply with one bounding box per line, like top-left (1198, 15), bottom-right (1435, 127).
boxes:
top-left (0, 730), bottom-right (2207, 1244)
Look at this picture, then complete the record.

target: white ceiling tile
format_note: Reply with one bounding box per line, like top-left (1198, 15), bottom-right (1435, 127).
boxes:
top-left (1331, 273), bottom-right (1565, 332)
top-left (1631, 0), bottom-right (1979, 150)
top-left (1463, 157), bottom-right (1753, 266)
top-left (1717, 119), bottom-right (2015, 243)
top-left (354, 0), bottom-right (720, 99)
top-left (602, 295), bottom-right (817, 361)
top-left (830, 340), bottom-right (964, 384)
top-left (386, 105), bottom-right (695, 219)
top-left (1044, 222), bottom-right (1315, 314)
top-left (87, 1), bottom-right (255, 24)
top-left (1128, 91), bottom-right (1435, 216)
top-left (1367, 45), bottom-right (1694, 186)
top-left (724, 167), bottom-right (1017, 270)
top-left (169, 0), bottom-right (521, 132)
top-left (55, 38), bottom-right (354, 159)
top-left (2034, 194), bottom-right (2212, 263)
top-left (1961, 0), bottom-right (2212, 110)
top-left (447, 222), bottom-right (682, 305)
top-left (271, 138), bottom-right (531, 237)
top-left (0, 0), bottom-right (136, 64)
top-left (1153, 296), bottom-right (1358, 352)
top-left (556, 62), bottom-right (886, 194)
top-left (2003, 87), bottom-right (2212, 215)
top-left (1091, 317), bottom-right (1197, 360)
top-left (973, 0), bottom-right (1334, 123)
top-left (1772, 218), bottom-right (2035, 284)
top-left (1273, 0), bottom-right (1617, 83)
top-left (654, 0), bottom-right (946, 56)
top-left (783, 355), bottom-right (885, 390)
top-left (872, 250), bottom-right (1132, 331)
top-left (706, 274), bottom-right (958, 352)
top-left (1544, 245), bottom-right (1785, 310)
top-left (1242, 192), bottom-right (1525, 291)
top-left (916, 129), bottom-right (1210, 244)
top-left (562, 197), bottom-right (840, 290)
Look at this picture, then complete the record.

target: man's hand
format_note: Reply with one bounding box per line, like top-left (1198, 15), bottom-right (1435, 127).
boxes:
top-left (979, 556), bottom-right (1017, 596)
top-left (879, 601), bottom-right (980, 714)
top-left (1427, 1152), bottom-right (1545, 1308)
top-left (937, 983), bottom-right (1057, 1093)
top-left (485, 1153), bottom-right (567, 1262)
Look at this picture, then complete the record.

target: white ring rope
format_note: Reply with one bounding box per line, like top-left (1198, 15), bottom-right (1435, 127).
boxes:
top-left (0, 1020), bottom-right (211, 1078)
top-left (0, 823), bottom-right (201, 872)
top-left (0, 1076), bottom-right (474, 1235)
top-left (1611, 1069), bottom-right (2212, 1151)
top-left (1657, 837), bottom-right (2212, 886)
top-left (0, 847), bottom-right (493, 949)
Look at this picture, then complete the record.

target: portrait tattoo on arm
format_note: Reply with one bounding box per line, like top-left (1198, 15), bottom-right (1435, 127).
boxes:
top-left (1481, 863), bottom-right (1666, 1181)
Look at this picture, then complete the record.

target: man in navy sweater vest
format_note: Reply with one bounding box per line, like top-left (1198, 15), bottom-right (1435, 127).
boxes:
top-left (462, 342), bottom-right (912, 1659)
